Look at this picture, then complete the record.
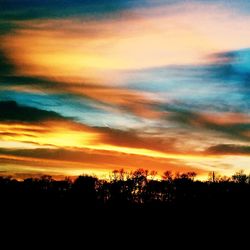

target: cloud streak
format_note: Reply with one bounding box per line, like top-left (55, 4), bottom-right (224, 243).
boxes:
top-left (206, 144), bottom-right (250, 155)
top-left (1, 0), bottom-right (250, 178)
top-left (0, 101), bottom-right (68, 122)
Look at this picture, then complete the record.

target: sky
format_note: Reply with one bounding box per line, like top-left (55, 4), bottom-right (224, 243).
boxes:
top-left (1, 0), bottom-right (250, 179)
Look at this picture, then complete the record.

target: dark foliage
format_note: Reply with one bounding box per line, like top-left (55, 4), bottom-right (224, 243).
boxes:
top-left (1, 169), bottom-right (250, 214)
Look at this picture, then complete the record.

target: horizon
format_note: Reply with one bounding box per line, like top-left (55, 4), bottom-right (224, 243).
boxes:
top-left (1, 167), bottom-right (249, 183)
top-left (1, 0), bottom-right (250, 179)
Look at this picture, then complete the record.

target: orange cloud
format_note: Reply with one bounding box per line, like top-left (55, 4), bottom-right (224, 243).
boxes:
top-left (67, 84), bottom-right (161, 118)
top-left (0, 147), bottom-right (208, 180)
top-left (2, 115), bottom-right (250, 178)
top-left (0, 120), bottom-right (99, 149)
top-left (2, 2), bottom-right (250, 179)
top-left (2, 2), bottom-right (250, 81)
top-left (3, 2), bottom-right (250, 120)
top-left (201, 112), bottom-right (250, 125)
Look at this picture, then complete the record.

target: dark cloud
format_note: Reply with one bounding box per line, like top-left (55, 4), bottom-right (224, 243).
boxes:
top-left (0, 48), bottom-right (65, 87)
top-left (96, 127), bottom-right (178, 153)
top-left (0, 75), bottom-right (64, 89)
top-left (0, 0), bottom-right (136, 20)
top-left (208, 48), bottom-right (250, 88)
top-left (2, 0), bottom-right (250, 21)
top-left (163, 106), bottom-right (250, 141)
top-left (0, 68), bottom-right (159, 118)
top-left (0, 132), bottom-right (36, 138)
top-left (207, 54), bottom-right (250, 110)
top-left (125, 47), bottom-right (250, 115)
top-left (0, 21), bottom-right (18, 35)
top-left (206, 144), bottom-right (250, 155)
top-left (0, 49), bottom-right (16, 76)
top-left (0, 101), bottom-right (68, 122)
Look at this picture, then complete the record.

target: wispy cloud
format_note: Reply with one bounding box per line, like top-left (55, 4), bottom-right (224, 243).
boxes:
top-left (206, 144), bottom-right (250, 155)
top-left (0, 100), bottom-right (69, 122)
top-left (1, 0), bottom-right (250, 177)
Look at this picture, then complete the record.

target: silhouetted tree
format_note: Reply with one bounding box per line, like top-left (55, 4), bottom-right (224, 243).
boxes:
top-left (232, 170), bottom-right (248, 184)
top-left (71, 175), bottom-right (97, 207)
top-left (1, 169), bottom-right (250, 211)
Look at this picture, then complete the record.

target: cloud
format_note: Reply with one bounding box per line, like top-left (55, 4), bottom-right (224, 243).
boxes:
top-left (2, 0), bottom-right (250, 21)
top-left (0, 112), bottom-right (176, 157)
top-left (0, 63), bottom-right (161, 119)
top-left (97, 127), bottom-right (178, 153)
top-left (0, 147), bottom-right (205, 178)
top-left (0, 101), bottom-right (68, 122)
top-left (0, 49), bottom-right (16, 75)
top-left (3, 3), bottom-right (250, 77)
top-left (0, 101), bottom-right (224, 172)
top-left (2, 1), bottom-right (250, 178)
top-left (0, 21), bottom-right (18, 35)
top-left (1, 4), bottom-right (250, 121)
top-left (1, 3), bottom-right (250, 122)
top-left (1, 101), bottom-right (250, 178)
top-left (0, 0), bottom-right (136, 20)
top-left (165, 107), bottom-right (250, 141)
top-left (0, 79), bottom-right (160, 119)
top-left (68, 84), bottom-right (161, 118)
top-left (0, 43), bottom-right (160, 119)
top-left (0, 101), bottom-right (175, 156)
top-left (206, 144), bottom-right (250, 155)
top-left (207, 48), bottom-right (250, 87)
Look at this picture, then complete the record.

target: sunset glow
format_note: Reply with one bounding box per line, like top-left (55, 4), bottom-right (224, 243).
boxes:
top-left (1, 0), bottom-right (250, 179)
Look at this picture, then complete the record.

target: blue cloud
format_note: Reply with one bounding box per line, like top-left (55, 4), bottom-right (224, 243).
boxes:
top-left (123, 48), bottom-right (250, 114)
top-left (2, 0), bottom-right (250, 21)
top-left (0, 90), bottom-right (145, 128)
top-left (0, 0), bottom-right (139, 20)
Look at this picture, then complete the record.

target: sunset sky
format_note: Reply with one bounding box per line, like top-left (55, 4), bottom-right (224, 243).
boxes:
top-left (1, 0), bottom-right (250, 179)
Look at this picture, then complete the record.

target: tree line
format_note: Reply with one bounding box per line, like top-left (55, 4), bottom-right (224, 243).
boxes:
top-left (1, 169), bottom-right (250, 210)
